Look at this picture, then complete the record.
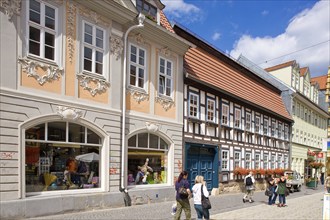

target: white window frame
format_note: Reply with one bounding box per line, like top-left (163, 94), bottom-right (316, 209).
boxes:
top-left (234, 151), bottom-right (241, 168)
top-left (278, 123), bottom-right (282, 139)
top-left (255, 116), bottom-right (260, 133)
top-left (245, 112), bottom-right (251, 131)
top-left (245, 152), bottom-right (251, 169)
top-left (278, 154), bottom-right (283, 168)
top-left (82, 21), bottom-right (106, 76)
top-left (221, 150), bottom-right (229, 170)
top-left (263, 154), bottom-right (269, 169)
top-left (158, 56), bottom-right (173, 98)
top-left (189, 92), bottom-right (199, 119)
top-left (284, 155), bottom-right (288, 169)
top-left (206, 99), bottom-right (216, 122)
top-left (271, 121), bottom-right (276, 137)
top-left (255, 154), bottom-right (260, 169)
top-left (263, 119), bottom-right (269, 136)
top-left (234, 109), bottom-right (241, 128)
top-left (128, 43), bottom-right (147, 90)
top-left (221, 104), bottom-right (229, 126)
top-left (25, 0), bottom-right (61, 63)
top-left (271, 155), bottom-right (276, 169)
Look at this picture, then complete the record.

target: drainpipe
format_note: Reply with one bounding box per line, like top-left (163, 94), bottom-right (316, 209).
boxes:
top-left (120, 13), bottom-right (145, 204)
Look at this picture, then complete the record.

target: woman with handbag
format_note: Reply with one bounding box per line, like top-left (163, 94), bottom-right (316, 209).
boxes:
top-left (192, 175), bottom-right (210, 220)
top-left (174, 171), bottom-right (191, 220)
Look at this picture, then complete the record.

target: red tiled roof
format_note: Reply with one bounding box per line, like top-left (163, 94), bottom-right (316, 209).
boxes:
top-left (300, 67), bottom-right (309, 77)
top-left (184, 47), bottom-right (292, 121)
top-left (160, 11), bottom-right (174, 33)
top-left (265, 60), bottom-right (296, 72)
top-left (311, 75), bottom-right (327, 90)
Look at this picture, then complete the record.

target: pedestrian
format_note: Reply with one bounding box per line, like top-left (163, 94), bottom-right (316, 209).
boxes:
top-left (320, 172), bottom-right (324, 185)
top-left (174, 171), bottom-right (191, 220)
top-left (325, 174), bottom-right (330, 193)
top-left (192, 175), bottom-right (210, 220)
top-left (243, 171), bottom-right (255, 203)
top-left (276, 175), bottom-right (288, 207)
top-left (266, 174), bottom-right (277, 205)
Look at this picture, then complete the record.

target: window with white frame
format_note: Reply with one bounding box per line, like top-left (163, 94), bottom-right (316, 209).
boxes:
top-left (234, 151), bottom-right (241, 168)
top-left (255, 116), bottom-right (260, 133)
top-left (129, 44), bottom-right (146, 88)
top-left (263, 154), bottom-right (268, 169)
top-left (189, 92), bottom-right (199, 118)
top-left (234, 109), bottom-right (241, 128)
top-left (271, 155), bottom-right (276, 169)
top-left (271, 121), bottom-right (275, 137)
top-left (245, 112), bottom-right (251, 131)
top-left (278, 124), bottom-right (282, 139)
top-left (136, 0), bottom-right (157, 21)
top-left (284, 155), bottom-right (288, 169)
top-left (221, 150), bottom-right (229, 170)
top-left (284, 126), bottom-right (288, 140)
top-left (255, 154), bottom-right (260, 169)
top-left (263, 119), bottom-right (269, 136)
top-left (206, 99), bottom-right (215, 122)
top-left (221, 104), bottom-right (229, 126)
top-left (297, 103), bottom-right (300, 117)
top-left (25, 121), bottom-right (102, 193)
top-left (278, 154), bottom-right (283, 168)
top-left (82, 21), bottom-right (105, 75)
top-left (158, 57), bottom-right (173, 97)
top-left (28, 0), bottom-right (58, 61)
top-left (245, 152), bottom-right (251, 169)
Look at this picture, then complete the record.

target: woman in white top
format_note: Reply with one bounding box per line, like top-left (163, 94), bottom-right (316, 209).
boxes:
top-left (192, 175), bottom-right (210, 220)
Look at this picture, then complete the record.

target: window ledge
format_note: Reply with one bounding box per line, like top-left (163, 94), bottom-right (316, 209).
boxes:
top-left (188, 117), bottom-right (202, 124)
top-left (205, 121), bottom-right (217, 127)
top-left (127, 86), bottom-right (149, 103)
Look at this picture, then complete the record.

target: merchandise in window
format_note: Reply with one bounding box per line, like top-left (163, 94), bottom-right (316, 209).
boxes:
top-left (127, 133), bottom-right (168, 185)
top-left (25, 122), bottom-right (102, 193)
top-left (28, 0), bottom-right (57, 60)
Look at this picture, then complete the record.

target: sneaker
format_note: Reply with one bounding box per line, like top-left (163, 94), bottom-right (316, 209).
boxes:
top-left (243, 198), bottom-right (246, 203)
top-left (249, 200), bottom-right (254, 203)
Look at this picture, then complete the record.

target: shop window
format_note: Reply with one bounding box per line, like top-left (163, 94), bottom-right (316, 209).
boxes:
top-left (25, 122), bottom-right (102, 193)
top-left (127, 133), bottom-right (168, 186)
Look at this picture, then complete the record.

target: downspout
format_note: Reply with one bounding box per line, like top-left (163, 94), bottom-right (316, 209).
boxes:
top-left (120, 13), bottom-right (145, 204)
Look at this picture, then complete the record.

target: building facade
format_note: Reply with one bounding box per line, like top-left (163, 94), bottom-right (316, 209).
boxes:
top-left (265, 61), bottom-right (328, 176)
top-left (173, 24), bottom-right (293, 191)
top-left (0, 0), bottom-right (190, 218)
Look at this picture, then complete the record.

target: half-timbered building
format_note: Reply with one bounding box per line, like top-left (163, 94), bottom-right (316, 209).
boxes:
top-left (173, 24), bottom-right (293, 191)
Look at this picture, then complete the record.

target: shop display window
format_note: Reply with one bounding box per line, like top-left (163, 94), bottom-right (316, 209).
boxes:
top-left (25, 122), bottom-right (102, 193)
top-left (127, 133), bottom-right (168, 186)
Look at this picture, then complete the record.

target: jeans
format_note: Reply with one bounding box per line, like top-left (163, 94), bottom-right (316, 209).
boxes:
top-left (278, 194), bottom-right (286, 204)
top-left (194, 204), bottom-right (209, 220)
top-left (174, 198), bottom-right (191, 220)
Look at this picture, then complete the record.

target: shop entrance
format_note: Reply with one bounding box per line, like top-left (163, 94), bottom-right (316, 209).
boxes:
top-left (185, 143), bottom-right (218, 191)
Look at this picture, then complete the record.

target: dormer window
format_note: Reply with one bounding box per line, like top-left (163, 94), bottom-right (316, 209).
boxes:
top-left (136, 0), bottom-right (157, 21)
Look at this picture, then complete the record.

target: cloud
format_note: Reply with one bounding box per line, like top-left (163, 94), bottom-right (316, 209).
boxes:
top-left (212, 32), bottom-right (221, 41)
top-left (230, 1), bottom-right (330, 76)
top-left (162, 0), bottom-right (203, 24)
top-left (261, 10), bottom-right (269, 16)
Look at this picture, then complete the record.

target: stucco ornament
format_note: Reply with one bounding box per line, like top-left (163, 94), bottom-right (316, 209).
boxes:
top-left (145, 122), bottom-right (159, 132)
top-left (67, 0), bottom-right (76, 64)
top-left (155, 96), bottom-right (175, 111)
top-left (110, 35), bottom-right (123, 60)
top-left (127, 88), bottom-right (149, 103)
top-left (78, 4), bottom-right (110, 27)
top-left (135, 33), bottom-right (145, 45)
top-left (57, 106), bottom-right (83, 120)
top-left (18, 57), bottom-right (64, 85)
top-left (0, 0), bottom-right (21, 20)
top-left (160, 46), bottom-right (171, 57)
top-left (76, 73), bottom-right (110, 96)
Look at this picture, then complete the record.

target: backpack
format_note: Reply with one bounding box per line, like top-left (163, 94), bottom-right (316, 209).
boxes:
top-left (178, 181), bottom-right (189, 198)
top-left (245, 176), bottom-right (253, 186)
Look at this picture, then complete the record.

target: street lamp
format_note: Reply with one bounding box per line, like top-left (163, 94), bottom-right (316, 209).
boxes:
top-left (120, 13), bottom-right (145, 194)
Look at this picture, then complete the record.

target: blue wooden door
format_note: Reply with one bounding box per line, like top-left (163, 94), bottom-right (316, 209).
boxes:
top-left (186, 144), bottom-right (218, 191)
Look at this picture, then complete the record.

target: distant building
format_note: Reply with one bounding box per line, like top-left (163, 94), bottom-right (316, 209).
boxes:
top-left (265, 61), bottom-right (328, 176)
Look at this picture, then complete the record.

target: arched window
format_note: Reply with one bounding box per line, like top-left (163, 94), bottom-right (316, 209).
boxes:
top-left (25, 121), bottom-right (102, 193)
top-left (127, 133), bottom-right (168, 185)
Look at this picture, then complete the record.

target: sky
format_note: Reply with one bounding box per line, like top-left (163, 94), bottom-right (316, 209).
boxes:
top-left (162, 0), bottom-right (330, 77)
